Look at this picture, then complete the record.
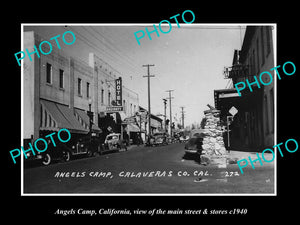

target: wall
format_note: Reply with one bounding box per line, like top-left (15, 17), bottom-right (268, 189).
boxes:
top-left (240, 26), bottom-right (275, 148)
top-left (23, 32), bottom-right (140, 140)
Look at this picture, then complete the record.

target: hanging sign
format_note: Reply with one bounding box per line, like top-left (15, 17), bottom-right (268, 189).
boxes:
top-left (115, 77), bottom-right (122, 106)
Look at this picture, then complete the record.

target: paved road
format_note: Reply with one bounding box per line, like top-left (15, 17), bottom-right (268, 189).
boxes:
top-left (23, 143), bottom-right (274, 194)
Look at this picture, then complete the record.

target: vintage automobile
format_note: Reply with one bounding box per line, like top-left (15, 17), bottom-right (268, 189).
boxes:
top-left (184, 129), bottom-right (206, 155)
top-left (179, 135), bottom-right (189, 143)
top-left (33, 141), bottom-right (72, 166)
top-left (24, 133), bottom-right (97, 166)
top-left (149, 132), bottom-right (168, 146)
top-left (43, 135), bottom-right (99, 166)
top-left (100, 133), bottom-right (127, 154)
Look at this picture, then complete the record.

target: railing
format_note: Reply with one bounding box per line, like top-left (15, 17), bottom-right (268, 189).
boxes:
top-left (223, 64), bottom-right (249, 79)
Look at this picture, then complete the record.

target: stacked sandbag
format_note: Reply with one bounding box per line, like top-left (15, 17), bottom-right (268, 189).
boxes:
top-left (200, 108), bottom-right (227, 167)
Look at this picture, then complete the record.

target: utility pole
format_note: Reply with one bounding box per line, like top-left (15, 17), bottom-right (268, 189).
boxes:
top-left (180, 106), bottom-right (185, 129)
top-left (166, 90), bottom-right (174, 138)
top-left (143, 64), bottom-right (155, 145)
top-left (163, 98), bottom-right (167, 133)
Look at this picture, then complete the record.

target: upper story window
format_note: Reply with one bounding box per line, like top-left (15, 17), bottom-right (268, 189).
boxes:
top-left (101, 89), bottom-right (104, 104)
top-left (108, 92), bottom-right (111, 105)
top-left (78, 78), bottom-right (82, 96)
top-left (86, 82), bottom-right (90, 98)
top-left (59, 69), bottom-right (64, 89)
top-left (46, 63), bottom-right (52, 84)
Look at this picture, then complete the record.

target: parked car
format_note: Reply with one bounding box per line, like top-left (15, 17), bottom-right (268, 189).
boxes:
top-left (184, 130), bottom-right (206, 155)
top-left (179, 136), bottom-right (189, 143)
top-left (36, 141), bottom-right (72, 166)
top-left (100, 133), bottom-right (127, 154)
top-left (69, 136), bottom-right (98, 157)
top-left (184, 137), bottom-right (203, 155)
top-left (149, 132), bottom-right (168, 146)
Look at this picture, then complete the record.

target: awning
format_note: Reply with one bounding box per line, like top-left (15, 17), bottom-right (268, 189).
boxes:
top-left (40, 99), bottom-right (88, 134)
top-left (74, 108), bottom-right (102, 133)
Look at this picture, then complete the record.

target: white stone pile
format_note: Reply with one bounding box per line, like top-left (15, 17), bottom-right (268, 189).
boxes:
top-left (200, 108), bottom-right (227, 167)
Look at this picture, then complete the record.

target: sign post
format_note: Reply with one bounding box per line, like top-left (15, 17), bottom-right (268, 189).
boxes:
top-left (227, 106), bottom-right (238, 152)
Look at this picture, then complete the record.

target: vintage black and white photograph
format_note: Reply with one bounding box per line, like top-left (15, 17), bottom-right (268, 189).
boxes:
top-left (21, 23), bottom-right (276, 195)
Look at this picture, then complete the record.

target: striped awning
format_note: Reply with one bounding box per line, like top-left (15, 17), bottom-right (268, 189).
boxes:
top-left (40, 99), bottom-right (88, 134)
top-left (74, 108), bottom-right (102, 133)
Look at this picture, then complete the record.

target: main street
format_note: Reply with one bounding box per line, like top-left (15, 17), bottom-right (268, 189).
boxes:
top-left (23, 143), bottom-right (274, 194)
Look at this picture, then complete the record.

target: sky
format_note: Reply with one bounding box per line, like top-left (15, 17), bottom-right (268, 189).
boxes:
top-left (24, 24), bottom-right (245, 127)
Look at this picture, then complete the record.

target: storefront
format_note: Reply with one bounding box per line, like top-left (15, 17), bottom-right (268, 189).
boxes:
top-left (39, 99), bottom-right (102, 144)
top-left (214, 87), bottom-right (264, 151)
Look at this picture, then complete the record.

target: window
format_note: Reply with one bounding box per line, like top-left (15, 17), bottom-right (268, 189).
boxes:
top-left (101, 89), bottom-right (104, 104)
top-left (266, 26), bottom-right (271, 55)
top-left (264, 95), bottom-right (269, 134)
top-left (256, 39), bottom-right (260, 72)
top-left (86, 82), bottom-right (90, 98)
top-left (59, 69), bottom-right (64, 88)
top-left (108, 92), bottom-right (111, 105)
top-left (252, 49), bottom-right (256, 74)
top-left (78, 78), bottom-right (82, 96)
top-left (260, 27), bottom-right (265, 65)
top-left (46, 63), bottom-right (52, 84)
top-left (270, 88), bottom-right (274, 133)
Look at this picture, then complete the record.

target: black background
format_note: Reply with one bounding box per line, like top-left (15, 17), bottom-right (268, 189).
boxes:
top-left (4, 2), bottom-right (299, 222)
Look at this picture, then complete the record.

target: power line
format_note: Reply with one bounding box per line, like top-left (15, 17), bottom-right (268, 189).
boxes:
top-left (89, 27), bottom-right (145, 74)
top-left (64, 26), bottom-right (139, 80)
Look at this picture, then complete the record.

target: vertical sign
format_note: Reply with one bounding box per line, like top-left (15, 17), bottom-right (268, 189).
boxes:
top-left (115, 77), bottom-right (122, 106)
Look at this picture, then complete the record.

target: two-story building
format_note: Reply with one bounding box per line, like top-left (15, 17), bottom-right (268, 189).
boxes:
top-left (23, 31), bottom-right (139, 146)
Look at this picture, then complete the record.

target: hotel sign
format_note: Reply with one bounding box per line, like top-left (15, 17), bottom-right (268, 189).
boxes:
top-left (115, 77), bottom-right (122, 106)
top-left (105, 77), bottom-right (123, 113)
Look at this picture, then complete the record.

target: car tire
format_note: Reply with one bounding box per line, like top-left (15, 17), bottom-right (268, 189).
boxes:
top-left (42, 153), bottom-right (51, 166)
top-left (63, 151), bottom-right (71, 162)
top-left (87, 148), bottom-right (93, 157)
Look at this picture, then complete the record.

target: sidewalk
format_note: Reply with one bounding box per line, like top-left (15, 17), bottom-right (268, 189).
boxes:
top-left (227, 150), bottom-right (275, 165)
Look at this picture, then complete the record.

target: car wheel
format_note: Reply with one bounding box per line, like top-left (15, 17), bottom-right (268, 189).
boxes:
top-left (42, 153), bottom-right (51, 166)
top-left (87, 148), bottom-right (93, 157)
top-left (63, 151), bottom-right (71, 162)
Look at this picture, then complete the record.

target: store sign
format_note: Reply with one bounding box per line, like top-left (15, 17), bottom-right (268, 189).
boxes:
top-left (106, 106), bottom-right (124, 113)
top-left (115, 77), bottom-right (122, 106)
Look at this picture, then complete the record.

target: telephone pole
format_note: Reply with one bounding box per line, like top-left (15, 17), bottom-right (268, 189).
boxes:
top-left (180, 106), bottom-right (185, 129)
top-left (166, 90), bottom-right (174, 138)
top-left (143, 64), bottom-right (155, 144)
top-left (163, 98), bottom-right (167, 133)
